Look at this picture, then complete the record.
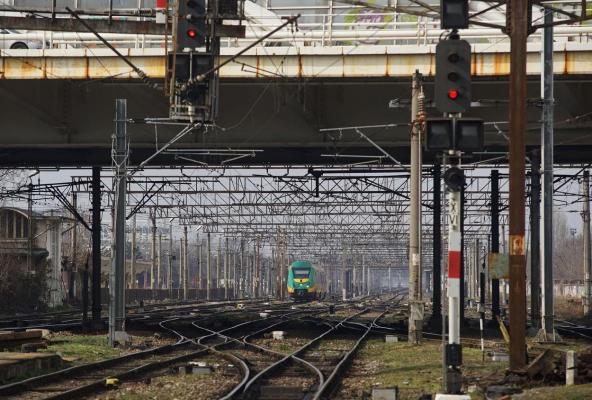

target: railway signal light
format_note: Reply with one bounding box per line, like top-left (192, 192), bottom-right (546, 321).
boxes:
top-left (425, 118), bottom-right (484, 153)
top-left (440, 0), bottom-right (469, 30)
top-left (444, 166), bottom-right (465, 191)
top-left (177, 0), bottom-right (206, 51)
top-left (435, 39), bottom-right (471, 114)
top-left (425, 118), bottom-right (453, 151)
top-left (455, 118), bottom-right (484, 152)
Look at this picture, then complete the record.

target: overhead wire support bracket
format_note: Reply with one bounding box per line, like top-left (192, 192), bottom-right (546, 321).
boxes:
top-left (181, 14), bottom-right (301, 92)
top-left (355, 128), bottom-right (408, 171)
top-left (65, 6), bottom-right (160, 91)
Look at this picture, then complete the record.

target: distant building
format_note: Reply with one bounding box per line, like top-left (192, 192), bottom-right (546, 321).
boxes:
top-left (0, 207), bottom-right (73, 307)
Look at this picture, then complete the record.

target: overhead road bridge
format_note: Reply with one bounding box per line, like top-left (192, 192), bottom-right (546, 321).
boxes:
top-left (0, 4), bottom-right (592, 166)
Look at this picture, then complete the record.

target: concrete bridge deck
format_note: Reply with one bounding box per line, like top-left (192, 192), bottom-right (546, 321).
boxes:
top-left (1, 41), bottom-right (592, 80)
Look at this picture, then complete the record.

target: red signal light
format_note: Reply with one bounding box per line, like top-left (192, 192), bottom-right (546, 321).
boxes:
top-left (447, 89), bottom-right (459, 100)
top-left (187, 29), bottom-right (197, 39)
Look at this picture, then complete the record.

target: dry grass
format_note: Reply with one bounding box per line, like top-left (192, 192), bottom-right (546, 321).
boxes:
top-left (337, 338), bottom-right (508, 400)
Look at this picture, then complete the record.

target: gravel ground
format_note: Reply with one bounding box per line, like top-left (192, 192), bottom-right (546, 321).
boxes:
top-left (251, 337), bottom-right (310, 354)
top-left (89, 359), bottom-right (239, 400)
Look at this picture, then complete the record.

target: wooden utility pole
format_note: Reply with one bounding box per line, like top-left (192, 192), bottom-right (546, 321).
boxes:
top-left (508, 0), bottom-right (528, 369)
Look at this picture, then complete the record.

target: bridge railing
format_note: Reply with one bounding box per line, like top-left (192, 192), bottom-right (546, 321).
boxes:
top-left (0, 2), bottom-right (591, 51)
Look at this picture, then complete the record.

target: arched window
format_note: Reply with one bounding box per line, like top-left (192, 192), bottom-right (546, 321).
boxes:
top-left (0, 210), bottom-right (30, 239)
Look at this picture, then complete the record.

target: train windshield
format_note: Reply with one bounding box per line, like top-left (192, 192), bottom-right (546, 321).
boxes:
top-left (292, 268), bottom-right (310, 278)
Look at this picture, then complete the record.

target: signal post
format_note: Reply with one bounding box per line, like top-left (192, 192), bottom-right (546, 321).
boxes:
top-left (427, 1), bottom-right (484, 394)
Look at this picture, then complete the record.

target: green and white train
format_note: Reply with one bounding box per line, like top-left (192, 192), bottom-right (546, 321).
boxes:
top-left (287, 260), bottom-right (326, 301)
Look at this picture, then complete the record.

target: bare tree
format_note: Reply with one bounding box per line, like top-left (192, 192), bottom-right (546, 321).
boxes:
top-left (554, 211), bottom-right (584, 280)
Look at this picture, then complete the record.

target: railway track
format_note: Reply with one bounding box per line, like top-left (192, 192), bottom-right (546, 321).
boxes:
top-left (0, 294), bottom-right (402, 400)
top-left (0, 341), bottom-right (206, 400)
top-left (216, 294), bottom-right (402, 400)
top-left (0, 298), bottom-right (275, 332)
top-left (0, 301), bottom-right (290, 400)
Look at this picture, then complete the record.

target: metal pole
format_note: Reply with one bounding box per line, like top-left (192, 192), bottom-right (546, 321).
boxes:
top-left (540, 9), bottom-right (555, 340)
top-left (409, 70), bottom-right (423, 344)
top-left (130, 214), bottom-right (136, 289)
top-left (508, 0), bottom-right (528, 369)
top-left (82, 255), bottom-right (89, 328)
top-left (69, 192), bottom-right (77, 302)
top-left (491, 170), bottom-right (500, 319)
top-left (109, 98), bottom-right (127, 346)
top-left (91, 166), bottom-right (102, 328)
top-left (27, 184), bottom-right (33, 273)
top-left (207, 232), bottom-right (211, 301)
top-left (582, 171), bottom-right (591, 315)
top-left (432, 162), bottom-right (442, 326)
top-left (530, 151), bottom-right (541, 327)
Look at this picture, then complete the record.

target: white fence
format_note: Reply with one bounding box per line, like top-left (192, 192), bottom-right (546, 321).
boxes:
top-left (1, 2), bottom-right (591, 50)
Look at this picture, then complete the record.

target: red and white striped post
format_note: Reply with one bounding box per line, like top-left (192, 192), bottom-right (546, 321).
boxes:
top-left (444, 162), bottom-right (464, 394)
top-left (156, 0), bottom-right (168, 24)
top-left (448, 188), bottom-right (462, 345)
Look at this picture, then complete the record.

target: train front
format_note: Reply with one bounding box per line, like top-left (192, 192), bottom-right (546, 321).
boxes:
top-left (287, 261), bottom-right (316, 301)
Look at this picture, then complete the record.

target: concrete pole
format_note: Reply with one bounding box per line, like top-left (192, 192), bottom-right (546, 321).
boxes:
top-left (197, 234), bottom-right (202, 298)
top-left (362, 254), bottom-right (366, 296)
top-left (540, 10), bottom-right (555, 340)
top-left (217, 239), bottom-right (221, 292)
top-left (168, 225), bottom-right (173, 298)
top-left (233, 244), bottom-right (237, 299)
top-left (225, 237), bottom-right (229, 299)
top-left (179, 238), bottom-right (184, 300)
top-left (353, 260), bottom-right (357, 297)
top-left (207, 232), bottom-right (211, 301)
top-left (341, 246), bottom-right (347, 301)
top-left (240, 239), bottom-right (245, 298)
top-left (255, 237), bottom-right (261, 297)
top-left (109, 98), bottom-right (127, 346)
top-left (409, 71), bottom-right (423, 344)
top-left (281, 230), bottom-right (286, 300)
top-left (150, 215), bottom-right (156, 290)
top-left (582, 171), bottom-right (591, 315)
top-left (130, 214), bottom-right (136, 289)
top-left (183, 226), bottom-right (188, 301)
top-left (474, 239), bottom-right (480, 307)
top-left (157, 233), bottom-right (162, 289)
